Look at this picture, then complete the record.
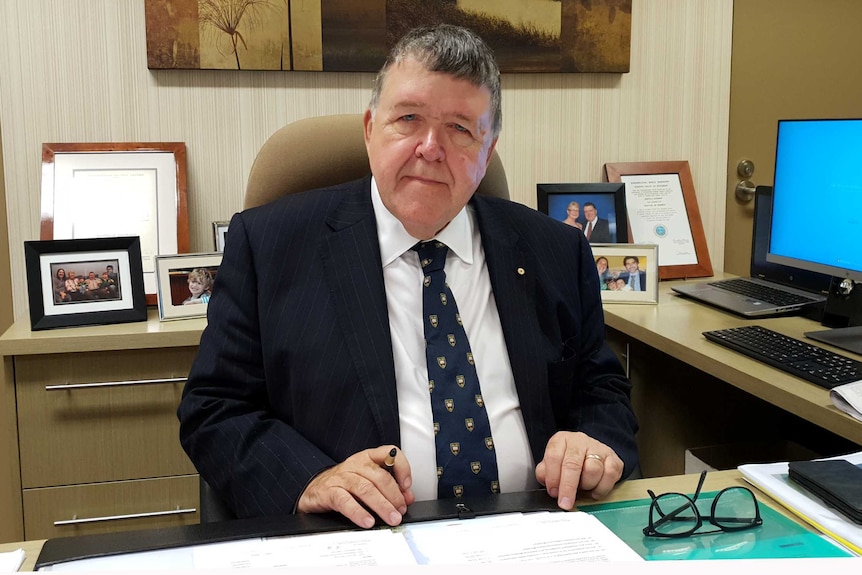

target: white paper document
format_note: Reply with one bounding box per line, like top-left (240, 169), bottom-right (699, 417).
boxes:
top-left (739, 451), bottom-right (862, 555)
top-left (403, 511), bottom-right (643, 564)
top-left (0, 548), bottom-right (25, 572)
top-left (193, 529), bottom-right (417, 569)
top-left (830, 380), bottom-right (862, 422)
top-left (43, 511), bottom-right (642, 571)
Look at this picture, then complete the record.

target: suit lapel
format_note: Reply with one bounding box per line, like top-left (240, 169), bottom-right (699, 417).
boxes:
top-left (319, 180), bottom-right (401, 445)
top-left (472, 198), bottom-right (552, 459)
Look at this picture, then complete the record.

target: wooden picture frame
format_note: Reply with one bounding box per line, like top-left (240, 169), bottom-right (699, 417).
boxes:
top-left (536, 182), bottom-right (629, 244)
top-left (40, 142), bottom-right (190, 305)
top-left (592, 243), bottom-right (659, 304)
top-left (155, 252), bottom-right (223, 321)
top-left (604, 161), bottom-right (713, 280)
top-left (212, 221), bottom-right (229, 252)
top-left (24, 236), bottom-right (147, 330)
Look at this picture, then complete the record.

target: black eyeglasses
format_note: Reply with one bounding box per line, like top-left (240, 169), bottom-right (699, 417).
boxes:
top-left (643, 471), bottom-right (763, 538)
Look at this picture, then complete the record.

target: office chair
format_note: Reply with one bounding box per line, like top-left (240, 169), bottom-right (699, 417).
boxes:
top-left (198, 114), bottom-right (510, 524)
top-left (243, 113), bottom-right (509, 209)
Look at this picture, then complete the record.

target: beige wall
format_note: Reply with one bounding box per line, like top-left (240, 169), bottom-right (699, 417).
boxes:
top-left (0, 0), bottom-right (733, 320)
top-left (0, 121), bottom-right (11, 333)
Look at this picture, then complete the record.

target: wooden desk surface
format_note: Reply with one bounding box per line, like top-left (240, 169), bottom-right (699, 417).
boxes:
top-left (0, 309), bottom-right (206, 356)
top-left (0, 470), bottom-right (797, 572)
top-left (603, 275), bottom-right (862, 445)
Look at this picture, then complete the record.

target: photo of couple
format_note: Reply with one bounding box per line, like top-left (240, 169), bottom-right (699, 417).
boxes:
top-left (595, 255), bottom-right (647, 292)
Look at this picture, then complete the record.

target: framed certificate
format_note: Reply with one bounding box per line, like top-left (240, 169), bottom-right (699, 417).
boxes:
top-left (41, 142), bottom-right (190, 305)
top-left (604, 161), bottom-right (713, 280)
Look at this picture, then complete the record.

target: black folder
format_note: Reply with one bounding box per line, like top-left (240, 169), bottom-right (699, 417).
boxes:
top-left (36, 490), bottom-right (559, 570)
top-left (788, 459), bottom-right (862, 524)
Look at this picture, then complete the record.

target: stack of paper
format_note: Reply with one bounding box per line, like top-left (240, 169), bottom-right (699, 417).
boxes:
top-left (739, 451), bottom-right (862, 555)
top-left (831, 381), bottom-right (862, 422)
top-left (0, 548), bottom-right (25, 572)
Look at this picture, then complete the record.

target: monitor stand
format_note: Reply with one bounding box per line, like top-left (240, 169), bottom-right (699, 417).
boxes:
top-left (804, 278), bottom-right (862, 357)
top-left (805, 326), bottom-right (862, 356)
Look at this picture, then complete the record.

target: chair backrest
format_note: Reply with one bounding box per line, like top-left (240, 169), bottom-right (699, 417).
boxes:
top-left (244, 114), bottom-right (509, 210)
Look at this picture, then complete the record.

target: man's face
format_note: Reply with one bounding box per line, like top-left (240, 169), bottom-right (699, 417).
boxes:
top-left (624, 258), bottom-right (639, 272)
top-left (364, 57), bottom-right (498, 239)
top-left (584, 205), bottom-right (597, 222)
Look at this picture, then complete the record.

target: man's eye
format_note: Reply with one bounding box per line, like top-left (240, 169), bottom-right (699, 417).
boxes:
top-left (401, 114), bottom-right (416, 122)
top-left (453, 124), bottom-right (470, 133)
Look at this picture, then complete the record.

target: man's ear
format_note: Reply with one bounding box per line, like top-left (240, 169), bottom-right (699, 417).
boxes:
top-left (363, 109), bottom-right (374, 148)
top-left (485, 137), bottom-right (499, 169)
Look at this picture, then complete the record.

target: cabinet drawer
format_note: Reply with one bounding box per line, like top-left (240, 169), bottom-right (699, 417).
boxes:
top-left (16, 348), bottom-right (198, 488)
top-left (23, 474), bottom-right (199, 540)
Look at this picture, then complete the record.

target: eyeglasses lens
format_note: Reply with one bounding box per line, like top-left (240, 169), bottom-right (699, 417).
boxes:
top-left (713, 487), bottom-right (759, 530)
top-left (652, 494), bottom-right (698, 536)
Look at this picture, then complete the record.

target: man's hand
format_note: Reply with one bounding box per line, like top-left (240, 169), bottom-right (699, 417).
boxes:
top-left (535, 431), bottom-right (623, 511)
top-left (297, 446), bottom-right (415, 529)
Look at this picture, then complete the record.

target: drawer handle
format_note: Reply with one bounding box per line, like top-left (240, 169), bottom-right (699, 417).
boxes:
top-left (54, 506), bottom-right (197, 526)
top-left (45, 377), bottom-right (187, 391)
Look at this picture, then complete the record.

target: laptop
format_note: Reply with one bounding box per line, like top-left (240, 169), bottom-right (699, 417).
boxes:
top-left (671, 186), bottom-right (830, 317)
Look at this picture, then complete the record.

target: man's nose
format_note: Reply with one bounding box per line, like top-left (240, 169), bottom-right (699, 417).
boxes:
top-left (415, 125), bottom-right (445, 161)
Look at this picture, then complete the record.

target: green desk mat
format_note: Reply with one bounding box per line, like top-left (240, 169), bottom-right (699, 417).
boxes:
top-left (579, 491), bottom-right (852, 560)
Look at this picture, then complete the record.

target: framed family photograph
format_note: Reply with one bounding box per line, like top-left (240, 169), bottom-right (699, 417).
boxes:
top-left (537, 182), bottom-right (629, 244)
top-left (40, 142), bottom-right (190, 305)
top-left (603, 161), bottom-right (713, 280)
top-left (592, 243), bottom-right (659, 304)
top-left (155, 252), bottom-right (223, 321)
top-left (24, 236), bottom-right (147, 330)
top-left (212, 221), bottom-right (229, 252)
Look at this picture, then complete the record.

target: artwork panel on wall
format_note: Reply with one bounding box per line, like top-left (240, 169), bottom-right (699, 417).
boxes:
top-left (144, 0), bottom-right (632, 73)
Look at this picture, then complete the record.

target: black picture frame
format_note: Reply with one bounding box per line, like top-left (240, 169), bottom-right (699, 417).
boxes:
top-left (536, 183), bottom-right (629, 244)
top-left (25, 236), bottom-right (148, 331)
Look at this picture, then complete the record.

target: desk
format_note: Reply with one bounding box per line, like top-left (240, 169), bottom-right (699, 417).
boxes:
top-left (0, 311), bottom-right (206, 543)
top-left (0, 469), bottom-right (817, 572)
top-left (604, 276), bottom-right (862, 476)
top-left (2, 276), bottom-right (860, 543)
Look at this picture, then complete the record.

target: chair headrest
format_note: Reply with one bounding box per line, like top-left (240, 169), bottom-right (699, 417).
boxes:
top-left (244, 114), bottom-right (509, 210)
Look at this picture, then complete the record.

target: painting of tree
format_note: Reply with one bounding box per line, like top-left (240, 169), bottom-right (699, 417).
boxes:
top-left (144, 0), bottom-right (631, 73)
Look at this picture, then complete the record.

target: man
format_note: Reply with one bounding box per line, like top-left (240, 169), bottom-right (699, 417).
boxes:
top-left (562, 201), bottom-right (583, 229)
top-left (619, 256), bottom-right (646, 291)
top-left (178, 24), bottom-right (637, 531)
top-left (582, 202), bottom-right (612, 243)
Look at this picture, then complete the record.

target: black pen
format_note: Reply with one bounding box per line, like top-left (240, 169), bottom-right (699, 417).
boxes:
top-left (384, 447), bottom-right (397, 472)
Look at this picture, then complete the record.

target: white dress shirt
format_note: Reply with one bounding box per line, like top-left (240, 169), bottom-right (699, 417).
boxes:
top-left (371, 178), bottom-right (539, 501)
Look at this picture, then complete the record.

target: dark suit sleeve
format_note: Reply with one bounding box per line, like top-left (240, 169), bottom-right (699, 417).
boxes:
top-left (177, 212), bottom-right (335, 518)
top-left (564, 234), bottom-right (639, 476)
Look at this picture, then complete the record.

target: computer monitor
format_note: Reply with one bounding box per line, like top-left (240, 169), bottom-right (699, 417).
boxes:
top-left (767, 118), bottom-right (862, 283)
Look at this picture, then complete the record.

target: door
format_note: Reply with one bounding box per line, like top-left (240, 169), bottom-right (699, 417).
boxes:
top-left (725, 0), bottom-right (862, 275)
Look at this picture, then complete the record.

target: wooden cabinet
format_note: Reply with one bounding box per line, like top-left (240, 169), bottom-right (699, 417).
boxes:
top-left (0, 312), bottom-right (207, 542)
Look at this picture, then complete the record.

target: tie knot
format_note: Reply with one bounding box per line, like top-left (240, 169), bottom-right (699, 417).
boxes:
top-left (413, 241), bottom-right (449, 273)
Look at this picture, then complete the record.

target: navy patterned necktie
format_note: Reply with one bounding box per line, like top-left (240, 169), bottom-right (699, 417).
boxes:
top-left (413, 240), bottom-right (499, 499)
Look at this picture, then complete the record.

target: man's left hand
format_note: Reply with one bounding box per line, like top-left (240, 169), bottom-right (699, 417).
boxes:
top-left (535, 431), bottom-right (623, 510)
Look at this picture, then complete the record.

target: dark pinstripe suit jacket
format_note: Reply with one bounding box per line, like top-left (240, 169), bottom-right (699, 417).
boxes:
top-left (178, 176), bottom-right (638, 518)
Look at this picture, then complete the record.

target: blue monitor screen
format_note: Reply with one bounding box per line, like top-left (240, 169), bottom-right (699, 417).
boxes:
top-left (767, 119), bottom-right (862, 282)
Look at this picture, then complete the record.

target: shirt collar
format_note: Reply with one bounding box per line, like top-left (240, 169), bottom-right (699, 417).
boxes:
top-left (371, 177), bottom-right (475, 267)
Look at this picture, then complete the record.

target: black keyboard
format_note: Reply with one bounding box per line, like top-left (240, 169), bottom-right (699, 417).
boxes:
top-left (703, 325), bottom-right (862, 389)
top-left (710, 278), bottom-right (816, 307)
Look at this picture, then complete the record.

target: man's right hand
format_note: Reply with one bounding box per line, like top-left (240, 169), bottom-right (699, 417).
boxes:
top-left (297, 446), bottom-right (415, 529)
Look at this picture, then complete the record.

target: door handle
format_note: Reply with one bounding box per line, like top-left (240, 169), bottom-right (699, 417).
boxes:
top-left (735, 159), bottom-right (756, 202)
